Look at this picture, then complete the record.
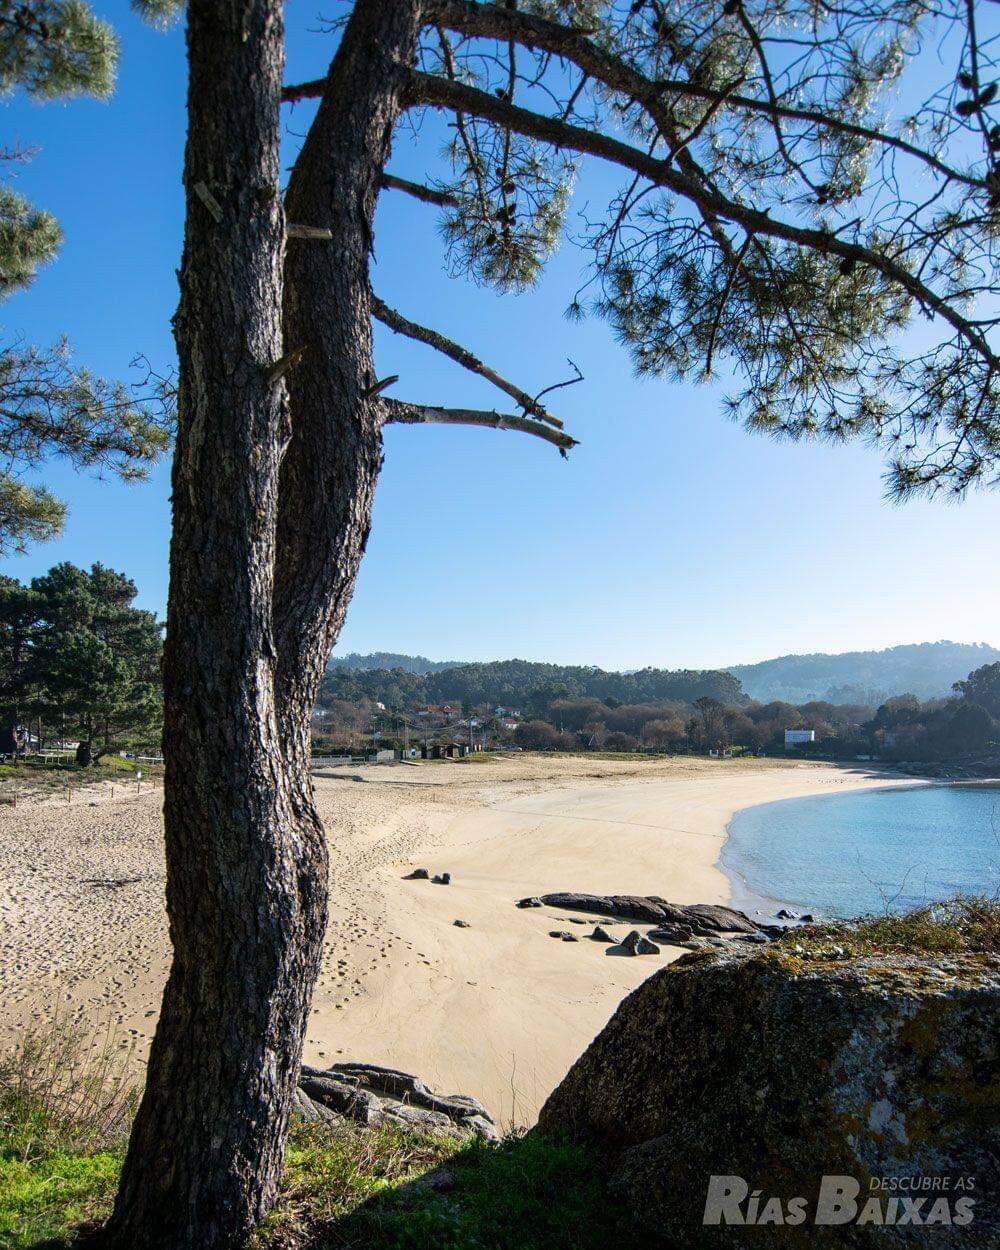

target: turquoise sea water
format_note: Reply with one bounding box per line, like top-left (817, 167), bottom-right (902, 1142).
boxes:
top-left (721, 783), bottom-right (1000, 920)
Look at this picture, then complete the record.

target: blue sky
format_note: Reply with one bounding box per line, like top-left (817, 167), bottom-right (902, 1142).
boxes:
top-left (2, 3), bottom-right (999, 671)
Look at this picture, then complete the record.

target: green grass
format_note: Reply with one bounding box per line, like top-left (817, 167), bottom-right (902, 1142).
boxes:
top-left (0, 1026), bottom-right (634, 1250)
top-left (264, 1127), bottom-right (634, 1250)
top-left (0, 1133), bottom-right (122, 1249)
top-left (771, 895), bottom-right (1000, 962)
top-left (0, 1022), bottom-right (135, 1249)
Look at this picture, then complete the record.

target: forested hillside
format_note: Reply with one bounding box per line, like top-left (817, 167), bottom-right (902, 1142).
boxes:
top-left (328, 652), bottom-right (460, 676)
top-left (729, 642), bottom-right (1000, 703)
top-left (326, 643), bottom-right (1000, 708)
top-left (321, 658), bottom-right (745, 712)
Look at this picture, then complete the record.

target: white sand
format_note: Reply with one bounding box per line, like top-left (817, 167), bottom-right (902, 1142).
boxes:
top-left (0, 754), bottom-right (896, 1125)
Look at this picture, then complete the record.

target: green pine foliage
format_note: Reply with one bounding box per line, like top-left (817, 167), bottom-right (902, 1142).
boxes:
top-left (0, 562), bottom-right (163, 760)
top-left (0, 185), bottom-right (61, 299)
top-left (0, 1), bottom-right (117, 99)
top-left (0, 1), bottom-right (174, 555)
top-left (0, 474), bottom-right (64, 547)
top-left (413, 1), bottom-right (1000, 497)
top-left (130, 0), bottom-right (184, 27)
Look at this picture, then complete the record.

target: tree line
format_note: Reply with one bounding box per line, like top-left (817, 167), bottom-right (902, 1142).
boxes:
top-left (11, 564), bottom-right (995, 767)
top-left (320, 657), bottom-right (746, 713)
top-left (513, 667), bottom-right (1000, 761)
top-left (318, 657), bottom-right (1000, 762)
top-left (0, 563), bottom-right (162, 765)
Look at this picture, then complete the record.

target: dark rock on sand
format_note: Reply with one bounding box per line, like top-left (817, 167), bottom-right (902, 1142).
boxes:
top-left (646, 922), bottom-right (694, 944)
top-left (538, 945), bottom-right (1000, 1247)
top-left (405, 868), bottom-right (430, 880)
top-left (537, 893), bottom-right (758, 935)
top-left (589, 925), bottom-right (614, 942)
top-left (453, 919), bottom-right (470, 928)
top-left (516, 897), bottom-right (543, 908)
top-left (611, 929), bottom-right (660, 956)
top-left (432, 872), bottom-right (451, 885)
top-left (298, 1062), bottom-right (496, 1140)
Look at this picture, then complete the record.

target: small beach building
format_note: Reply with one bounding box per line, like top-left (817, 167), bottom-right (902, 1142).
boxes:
top-left (784, 728), bottom-right (816, 750)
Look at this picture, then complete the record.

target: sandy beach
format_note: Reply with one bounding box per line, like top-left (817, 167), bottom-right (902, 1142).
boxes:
top-left (0, 754), bottom-right (896, 1125)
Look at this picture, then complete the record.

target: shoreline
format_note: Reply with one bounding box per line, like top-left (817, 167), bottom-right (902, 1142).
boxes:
top-left (717, 774), bottom-right (924, 921)
top-left (719, 773), bottom-right (999, 922)
top-left (0, 754), bottom-right (904, 1127)
top-left (305, 757), bottom-right (909, 1124)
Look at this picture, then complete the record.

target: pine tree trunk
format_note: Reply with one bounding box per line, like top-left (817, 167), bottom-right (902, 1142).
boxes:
top-left (273, 0), bottom-right (424, 723)
top-left (107, 1), bottom-right (423, 1245)
top-left (105, 3), bottom-right (321, 1246)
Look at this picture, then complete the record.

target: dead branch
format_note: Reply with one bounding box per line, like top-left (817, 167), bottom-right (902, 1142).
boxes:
top-left (382, 398), bottom-right (577, 453)
top-left (371, 295), bottom-right (564, 428)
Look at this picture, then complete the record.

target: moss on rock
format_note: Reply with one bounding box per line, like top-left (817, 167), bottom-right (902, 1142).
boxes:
top-left (537, 940), bottom-right (1000, 1247)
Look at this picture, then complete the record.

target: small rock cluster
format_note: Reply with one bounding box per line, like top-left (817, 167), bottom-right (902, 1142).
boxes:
top-left (296, 1061), bottom-right (497, 1140)
top-left (405, 867), bottom-right (451, 884)
top-left (615, 929), bottom-right (660, 956)
top-left (522, 892), bottom-right (772, 956)
top-left (776, 906), bottom-right (814, 922)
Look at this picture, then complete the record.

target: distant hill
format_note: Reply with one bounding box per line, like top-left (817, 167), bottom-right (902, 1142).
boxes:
top-left (327, 642), bottom-right (1000, 709)
top-left (328, 652), bottom-right (462, 676)
top-left (321, 657), bottom-right (745, 711)
top-left (728, 641), bottom-right (1000, 705)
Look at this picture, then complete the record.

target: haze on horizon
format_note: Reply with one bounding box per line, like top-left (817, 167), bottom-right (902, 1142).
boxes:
top-left (330, 637), bottom-right (1000, 676)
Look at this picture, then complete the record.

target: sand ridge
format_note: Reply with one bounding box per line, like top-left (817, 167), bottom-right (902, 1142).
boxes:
top-left (0, 754), bottom-right (896, 1124)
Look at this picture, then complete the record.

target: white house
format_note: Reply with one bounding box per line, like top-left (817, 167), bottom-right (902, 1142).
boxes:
top-left (784, 728), bottom-right (816, 749)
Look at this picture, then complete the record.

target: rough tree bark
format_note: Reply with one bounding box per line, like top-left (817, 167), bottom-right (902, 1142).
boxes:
top-left (273, 0), bottom-right (423, 769)
top-left (105, 2), bottom-right (322, 1246)
top-left (107, 1), bottom-right (425, 1246)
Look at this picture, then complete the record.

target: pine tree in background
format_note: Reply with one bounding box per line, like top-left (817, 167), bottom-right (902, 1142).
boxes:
top-left (0, 561), bottom-right (162, 762)
top-left (28, 561), bottom-right (163, 763)
top-left (0, 570), bottom-right (42, 752)
top-left (0, 1), bottom-right (171, 555)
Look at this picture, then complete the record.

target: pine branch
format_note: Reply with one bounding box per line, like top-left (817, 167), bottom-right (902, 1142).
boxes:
top-left (405, 70), bottom-right (998, 373)
top-left (382, 398), bottom-right (577, 453)
top-left (371, 295), bottom-right (564, 428)
top-left (281, 77), bottom-right (326, 103)
top-left (425, 0), bottom-right (979, 191)
top-left (381, 173), bottom-right (459, 208)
